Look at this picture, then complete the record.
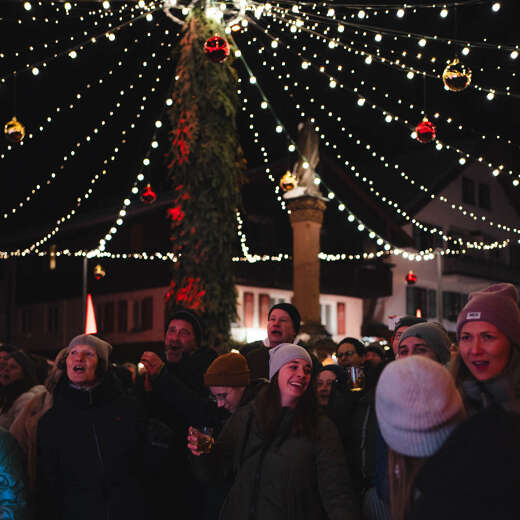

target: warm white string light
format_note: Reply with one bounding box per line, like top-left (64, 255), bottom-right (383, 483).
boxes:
top-left (253, 14), bottom-right (520, 186)
top-left (1, 35), bottom-right (173, 160)
top-left (268, 1), bottom-right (517, 55)
top-left (3, 1), bottom-right (143, 61)
top-left (1, 6), bottom-right (164, 83)
top-left (93, 91), bottom-right (170, 258)
top-left (264, 5), bottom-right (519, 100)
top-left (244, 36), bottom-right (520, 241)
top-left (235, 42), bottom-right (402, 255)
top-left (23, 80), bottom-right (167, 255)
top-left (241, 54), bottom-right (515, 252)
top-left (2, 55), bottom-right (171, 221)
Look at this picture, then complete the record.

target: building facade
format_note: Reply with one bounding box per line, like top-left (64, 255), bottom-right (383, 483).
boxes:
top-left (376, 161), bottom-right (520, 333)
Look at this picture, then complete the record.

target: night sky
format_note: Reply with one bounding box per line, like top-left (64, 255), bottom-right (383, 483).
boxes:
top-left (0, 0), bottom-right (518, 258)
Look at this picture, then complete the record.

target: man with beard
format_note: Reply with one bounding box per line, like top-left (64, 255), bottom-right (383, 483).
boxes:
top-left (139, 309), bottom-right (217, 520)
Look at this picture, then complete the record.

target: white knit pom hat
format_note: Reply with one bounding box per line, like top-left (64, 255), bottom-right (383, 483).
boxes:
top-left (376, 356), bottom-right (465, 457)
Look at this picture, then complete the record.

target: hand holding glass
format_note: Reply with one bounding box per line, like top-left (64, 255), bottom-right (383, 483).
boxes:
top-left (187, 426), bottom-right (214, 455)
top-left (347, 366), bottom-right (365, 392)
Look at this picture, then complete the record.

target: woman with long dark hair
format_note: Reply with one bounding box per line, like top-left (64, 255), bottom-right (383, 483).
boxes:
top-left (188, 343), bottom-right (360, 520)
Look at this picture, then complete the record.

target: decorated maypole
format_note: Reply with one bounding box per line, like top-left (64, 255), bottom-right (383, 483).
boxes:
top-left (165, 8), bottom-right (243, 348)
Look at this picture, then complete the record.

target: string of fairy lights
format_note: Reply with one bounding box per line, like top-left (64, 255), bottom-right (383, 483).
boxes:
top-left (256, 11), bottom-right (520, 187)
top-left (23, 99), bottom-right (163, 256)
top-left (264, 4), bottom-right (518, 101)
top-left (1, 1), bottom-right (518, 266)
top-left (257, 7), bottom-right (520, 155)
top-left (266, 1), bottom-right (509, 31)
top-left (267, 1), bottom-right (518, 54)
top-left (242, 33), bottom-right (520, 242)
top-left (6, 1), bottom-right (144, 60)
top-left (0, 5), bottom-right (164, 83)
top-left (90, 114), bottom-right (166, 258)
top-left (235, 46), bottom-right (424, 259)
top-left (237, 46), bottom-right (516, 255)
top-left (1, 35), bottom-right (173, 161)
top-left (2, 54), bottom-right (171, 222)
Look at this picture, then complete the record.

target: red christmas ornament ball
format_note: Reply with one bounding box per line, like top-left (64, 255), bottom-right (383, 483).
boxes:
top-left (415, 118), bottom-right (436, 144)
top-left (405, 270), bottom-right (417, 285)
top-left (204, 35), bottom-right (230, 63)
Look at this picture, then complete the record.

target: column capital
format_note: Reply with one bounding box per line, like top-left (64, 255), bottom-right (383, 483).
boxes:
top-left (287, 196), bottom-right (327, 225)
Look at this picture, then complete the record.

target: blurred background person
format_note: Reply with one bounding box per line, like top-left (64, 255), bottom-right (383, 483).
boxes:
top-left (336, 337), bottom-right (365, 369)
top-left (0, 350), bottom-right (45, 429)
top-left (397, 322), bottom-right (451, 365)
top-left (364, 344), bottom-right (385, 368)
top-left (0, 344), bottom-right (16, 376)
top-left (390, 316), bottom-right (426, 357)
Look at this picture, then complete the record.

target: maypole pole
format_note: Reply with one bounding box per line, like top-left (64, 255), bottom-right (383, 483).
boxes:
top-left (165, 5), bottom-right (244, 350)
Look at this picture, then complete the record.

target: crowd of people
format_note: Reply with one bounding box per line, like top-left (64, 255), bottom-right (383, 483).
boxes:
top-left (0, 283), bottom-right (519, 519)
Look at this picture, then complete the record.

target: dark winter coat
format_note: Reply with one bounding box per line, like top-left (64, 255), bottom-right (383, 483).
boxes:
top-left (36, 373), bottom-right (146, 520)
top-left (240, 341), bottom-right (269, 381)
top-left (194, 401), bottom-right (360, 520)
top-left (347, 362), bottom-right (386, 494)
top-left (141, 346), bottom-right (218, 520)
top-left (409, 406), bottom-right (520, 520)
top-left (146, 346), bottom-right (218, 429)
top-left (199, 379), bottom-right (268, 520)
top-left (0, 427), bottom-right (28, 520)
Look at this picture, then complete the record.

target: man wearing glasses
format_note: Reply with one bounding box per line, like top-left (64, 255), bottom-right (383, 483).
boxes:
top-left (336, 337), bottom-right (366, 368)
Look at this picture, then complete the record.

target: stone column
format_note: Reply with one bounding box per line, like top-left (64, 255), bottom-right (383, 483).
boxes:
top-left (287, 196), bottom-right (327, 335)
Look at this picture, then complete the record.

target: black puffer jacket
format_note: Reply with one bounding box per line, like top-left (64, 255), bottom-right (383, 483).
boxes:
top-left (195, 401), bottom-right (360, 520)
top-left (36, 373), bottom-right (145, 520)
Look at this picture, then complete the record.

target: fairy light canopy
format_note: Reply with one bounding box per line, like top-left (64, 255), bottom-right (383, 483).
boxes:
top-left (0, 0), bottom-right (519, 265)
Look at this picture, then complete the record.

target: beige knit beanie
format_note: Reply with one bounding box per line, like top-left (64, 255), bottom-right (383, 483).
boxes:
top-left (376, 356), bottom-right (465, 457)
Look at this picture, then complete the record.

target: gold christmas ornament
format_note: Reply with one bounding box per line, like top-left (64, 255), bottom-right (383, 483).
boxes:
top-left (4, 116), bottom-right (25, 143)
top-left (279, 170), bottom-right (298, 191)
top-left (94, 264), bottom-right (106, 280)
top-left (442, 58), bottom-right (472, 92)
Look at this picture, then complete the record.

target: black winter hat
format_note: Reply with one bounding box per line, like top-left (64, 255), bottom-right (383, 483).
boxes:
top-left (268, 303), bottom-right (301, 334)
top-left (166, 309), bottom-right (203, 346)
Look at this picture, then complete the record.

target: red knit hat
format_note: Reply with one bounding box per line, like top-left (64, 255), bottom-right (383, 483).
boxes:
top-left (456, 283), bottom-right (520, 346)
top-left (204, 352), bottom-right (250, 387)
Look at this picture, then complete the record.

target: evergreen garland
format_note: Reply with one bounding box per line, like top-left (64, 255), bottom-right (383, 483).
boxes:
top-left (166, 10), bottom-right (244, 348)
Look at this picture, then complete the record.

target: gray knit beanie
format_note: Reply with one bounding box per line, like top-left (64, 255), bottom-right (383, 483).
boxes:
top-left (398, 322), bottom-right (451, 365)
top-left (67, 334), bottom-right (112, 372)
top-left (268, 343), bottom-right (312, 380)
top-left (376, 356), bottom-right (464, 457)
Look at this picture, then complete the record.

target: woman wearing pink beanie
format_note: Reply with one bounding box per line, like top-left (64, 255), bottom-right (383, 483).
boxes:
top-left (454, 282), bottom-right (520, 413)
